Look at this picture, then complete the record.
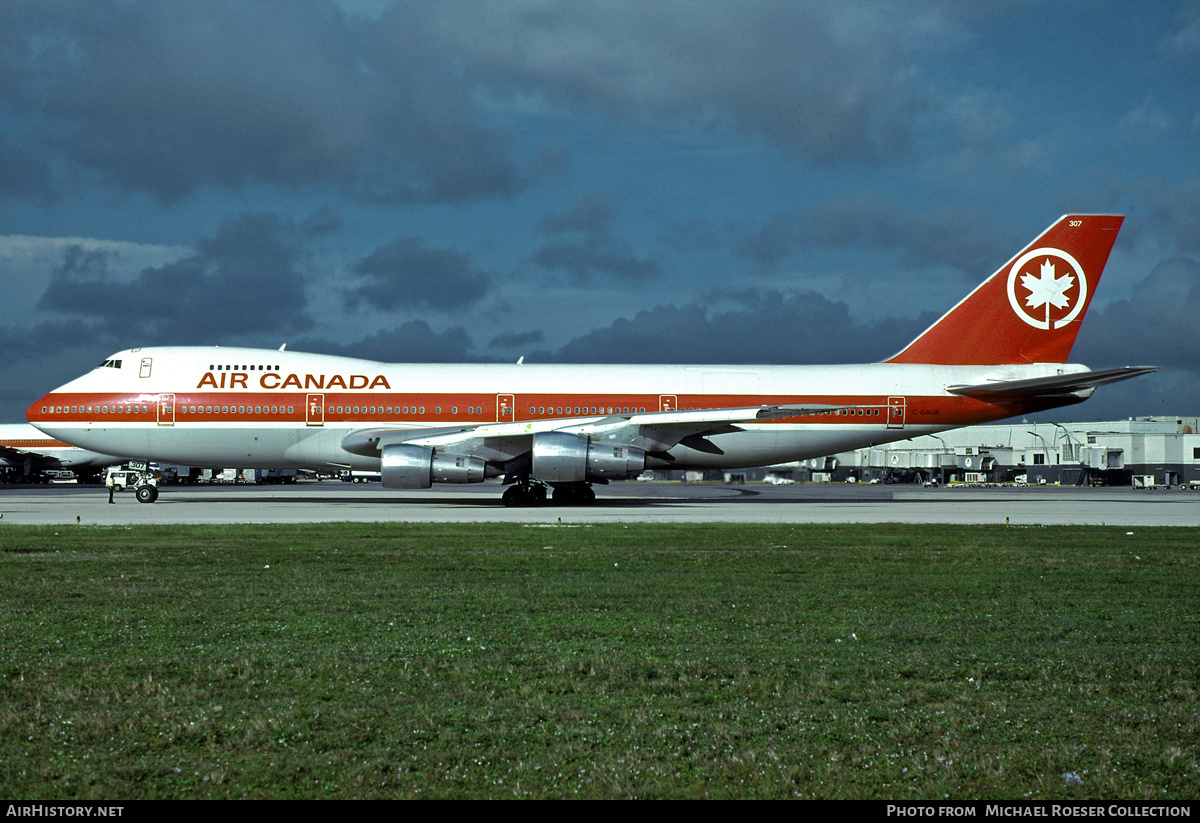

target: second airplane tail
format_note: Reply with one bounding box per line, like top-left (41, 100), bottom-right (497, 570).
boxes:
top-left (886, 214), bottom-right (1124, 365)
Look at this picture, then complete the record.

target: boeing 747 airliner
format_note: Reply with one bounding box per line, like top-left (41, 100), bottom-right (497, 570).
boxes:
top-left (28, 215), bottom-right (1157, 505)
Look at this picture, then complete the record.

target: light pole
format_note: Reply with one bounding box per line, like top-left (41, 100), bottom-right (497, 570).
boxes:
top-left (1026, 429), bottom-right (1054, 482)
top-left (928, 433), bottom-right (949, 485)
top-left (1049, 421), bottom-right (1084, 485)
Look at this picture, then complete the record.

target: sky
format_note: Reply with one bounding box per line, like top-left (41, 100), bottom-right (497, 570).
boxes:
top-left (2, 0), bottom-right (1198, 425)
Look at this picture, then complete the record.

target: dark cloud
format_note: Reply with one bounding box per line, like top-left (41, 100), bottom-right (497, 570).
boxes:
top-left (0, 321), bottom-right (113, 421)
top-left (297, 321), bottom-right (476, 364)
top-left (0, 2), bottom-right (1112, 212)
top-left (300, 207), bottom-right (345, 238)
top-left (536, 194), bottom-right (619, 235)
top-left (533, 238), bottom-right (662, 284)
top-left (533, 194), bottom-right (661, 283)
top-left (441, 2), bottom-right (969, 164)
top-left (347, 237), bottom-right (495, 312)
top-left (0, 318), bottom-right (108, 366)
top-left (736, 196), bottom-right (1004, 277)
top-left (539, 288), bottom-right (930, 365)
top-left (36, 213), bottom-right (313, 342)
top-left (0, 1), bottom-right (522, 204)
top-left (1147, 179), bottom-right (1200, 255)
top-left (489, 329), bottom-right (545, 351)
top-left (658, 218), bottom-right (723, 254)
top-left (1075, 256), bottom-right (1200, 370)
top-left (1162, 1), bottom-right (1200, 60)
top-left (0, 2), bottom-right (986, 211)
top-left (0, 130), bottom-right (57, 205)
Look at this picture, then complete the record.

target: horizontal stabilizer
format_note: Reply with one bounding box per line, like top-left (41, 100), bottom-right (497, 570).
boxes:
top-left (947, 366), bottom-right (1160, 401)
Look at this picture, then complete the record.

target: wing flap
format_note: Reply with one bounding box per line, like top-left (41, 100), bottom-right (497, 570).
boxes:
top-left (341, 404), bottom-right (836, 458)
top-left (0, 445), bottom-right (49, 462)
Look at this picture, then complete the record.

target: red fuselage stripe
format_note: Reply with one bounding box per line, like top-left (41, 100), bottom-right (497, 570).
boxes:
top-left (0, 439), bottom-right (74, 448)
top-left (29, 391), bottom-right (1010, 427)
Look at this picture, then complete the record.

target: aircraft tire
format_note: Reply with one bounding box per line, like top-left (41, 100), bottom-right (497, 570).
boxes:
top-left (552, 482), bottom-right (596, 506)
top-left (135, 484), bottom-right (159, 504)
top-left (503, 483), bottom-right (547, 507)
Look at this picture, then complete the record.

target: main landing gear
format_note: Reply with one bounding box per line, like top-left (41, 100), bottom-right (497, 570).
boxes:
top-left (501, 480), bottom-right (596, 507)
top-left (551, 482), bottom-right (596, 506)
top-left (502, 482), bottom-right (546, 507)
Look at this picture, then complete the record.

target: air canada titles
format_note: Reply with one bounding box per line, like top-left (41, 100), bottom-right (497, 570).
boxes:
top-left (196, 371), bottom-right (391, 390)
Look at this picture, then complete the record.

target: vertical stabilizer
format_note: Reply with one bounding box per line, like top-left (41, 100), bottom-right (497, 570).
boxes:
top-left (886, 214), bottom-right (1123, 365)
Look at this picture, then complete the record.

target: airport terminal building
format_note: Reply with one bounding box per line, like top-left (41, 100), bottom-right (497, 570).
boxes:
top-left (805, 416), bottom-right (1200, 487)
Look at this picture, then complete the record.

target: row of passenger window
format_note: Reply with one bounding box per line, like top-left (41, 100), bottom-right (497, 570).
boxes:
top-left (331, 405), bottom-right (429, 415)
top-left (182, 405), bottom-right (295, 415)
top-left (326, 406), bottom-right (497, 415)
top-left (45, 405), bottom-right (148, 415)
top-left (43, 403), bottom-right (645, 418)
top-left (323, 405), bottom-right (651, 418)
top-left (530, 407), bottom-right (646, 415)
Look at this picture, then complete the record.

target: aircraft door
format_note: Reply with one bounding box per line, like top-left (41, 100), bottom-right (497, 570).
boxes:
top-left (140, 358), bottom-right (153, 378)
top-left (307, 394), bottom-right (325, 426)
top-left (887, 396), bottom-right (906, 429)
top-left (157, 393), bottom-right (175, 426)
top-left (659, 395), bottom-right (677, 412)
top-left (497, 394), bottom-right (515, 423)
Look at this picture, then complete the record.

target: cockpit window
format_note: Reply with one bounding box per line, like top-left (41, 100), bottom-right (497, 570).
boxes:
top-left (96, 359), bottom-right (123, 369)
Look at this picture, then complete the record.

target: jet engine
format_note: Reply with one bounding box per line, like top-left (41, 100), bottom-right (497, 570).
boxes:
top-left (381, 443), bottom-right (487, 489)
top-left (531, 432), bottom-right (645, 482)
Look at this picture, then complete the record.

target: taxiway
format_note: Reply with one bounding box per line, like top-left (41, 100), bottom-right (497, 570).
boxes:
top-left (1, 480), bottom-right (1196, 527)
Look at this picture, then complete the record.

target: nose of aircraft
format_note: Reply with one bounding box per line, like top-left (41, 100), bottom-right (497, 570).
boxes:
top-left (26, 360), bottom-right (104, 431)
top-left (28, 391), bottom-right (53, 423)
top-left (27, 388), bottom-right (63, 432)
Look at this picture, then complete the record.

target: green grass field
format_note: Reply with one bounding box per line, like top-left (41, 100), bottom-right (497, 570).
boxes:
top-left (1, 522), bottom-right (1197, 799)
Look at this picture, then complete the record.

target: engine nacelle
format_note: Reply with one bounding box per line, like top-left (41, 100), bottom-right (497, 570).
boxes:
top-left (381, 443), bottom-right (486, 489)
top-left (531, 432), bottom-right (645, 483)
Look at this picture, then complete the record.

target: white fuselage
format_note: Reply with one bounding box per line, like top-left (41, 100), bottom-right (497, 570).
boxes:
top-left (28, 346), bottom-right (1085, 473)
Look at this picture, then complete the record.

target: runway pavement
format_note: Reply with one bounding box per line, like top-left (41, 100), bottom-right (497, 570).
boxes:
top-left (1, 479), bottom-right (1197, 526)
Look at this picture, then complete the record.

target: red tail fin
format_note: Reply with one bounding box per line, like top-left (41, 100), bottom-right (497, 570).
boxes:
top-left (886, 214), bottom-right (1124, 365)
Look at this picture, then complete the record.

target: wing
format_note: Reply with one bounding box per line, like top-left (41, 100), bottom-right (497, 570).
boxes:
top-left (0, 444), bottom-right (51, 467)
top-left (947, 366), bottom-right (1160, 402)
top-left (341, 404), bottom-right (834, 464)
